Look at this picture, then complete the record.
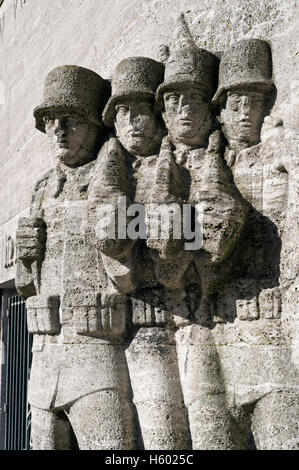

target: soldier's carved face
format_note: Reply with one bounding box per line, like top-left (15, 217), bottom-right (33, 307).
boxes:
top-left (114, 98), bottom-right (162, 156)
top-left (162, 84), bottom-right (213, 148)
top-left (219, 88), bottom-right (266, 146)
top-left (43, 113), bottom-right (99, 167)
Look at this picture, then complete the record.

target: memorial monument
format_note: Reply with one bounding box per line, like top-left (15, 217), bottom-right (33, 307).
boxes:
top-left (14, 13), bottom-right (299, 450)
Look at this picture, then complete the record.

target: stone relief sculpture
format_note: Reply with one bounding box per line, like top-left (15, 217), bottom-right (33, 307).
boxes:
top-left (153, 41), bottom-right (248, 321)
top-left (15, 18), bottom-right (298, 450)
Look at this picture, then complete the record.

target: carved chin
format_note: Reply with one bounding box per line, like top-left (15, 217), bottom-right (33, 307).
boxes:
top-left (225, 123), bottom-right (261, 144)
top-left (173, 123), bottom-right (205, 145)
top-left (237, 126), bottom-right (260, 143)
top-left (54, 148), bottom-right (78, 165)
top-left (177, 124), bottom-right (197, 137)
top-left (123, 136), bottom-right (150, 154)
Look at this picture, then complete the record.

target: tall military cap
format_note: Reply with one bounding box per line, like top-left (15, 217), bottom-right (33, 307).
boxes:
top-left (156, 46), bottom-right (220, 103)
top-left (34, 65), bottom-right (109, 133)
top-left (102, 57), bottom-right (165, 127)
top-left (213, 39), bottom-right (273, 104)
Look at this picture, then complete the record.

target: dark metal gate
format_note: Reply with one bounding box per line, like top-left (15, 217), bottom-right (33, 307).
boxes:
top-left (0, 292), bottom-right (33, 450)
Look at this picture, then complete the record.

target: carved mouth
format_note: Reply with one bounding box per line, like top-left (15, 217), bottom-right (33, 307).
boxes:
top-left (178, 119), bottom-right (194, 125)
top-left (129, 131), bottom-right (144, 137)
top-left (239, 121), bottom-right (252, 128)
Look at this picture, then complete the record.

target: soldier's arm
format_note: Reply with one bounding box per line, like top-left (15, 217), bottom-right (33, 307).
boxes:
top-left (15, 174), bottom-right (49, 298)
top-left (88, 138), bottom-right (135, 257)
top-left (146, 136), bottom-right (184, 259)
top-left (197, 131), bottom-right (249, 263)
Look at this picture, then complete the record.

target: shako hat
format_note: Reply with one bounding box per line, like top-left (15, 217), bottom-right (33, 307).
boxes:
top-left (213, 39), bottom-right (273, 104)
top-left (102, 57), bottom-right (165, 127)
top-left (34, 65), bottom-right (109, 133)
top-left (156, 46), bottom-right (220, 103)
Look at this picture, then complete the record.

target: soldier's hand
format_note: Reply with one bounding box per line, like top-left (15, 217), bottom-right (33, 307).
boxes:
top-left (236, 296), bottom-right (259, 321)
top-left (206, 129), bottom-right (225, 154)
top-left (259, 287), bottom-right (281, 319)
top-left (26, 295), bottom-right (60, 335)
top-left (16, 217), bottom-right (46, 263)
top-left (146, 202), bottom-right (184, 259)
top-left (75, 292), bottom-right (127, 340)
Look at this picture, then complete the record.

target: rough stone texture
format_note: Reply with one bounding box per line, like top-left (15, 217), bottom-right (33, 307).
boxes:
top-left (0, 0), bottom-right (298, 451)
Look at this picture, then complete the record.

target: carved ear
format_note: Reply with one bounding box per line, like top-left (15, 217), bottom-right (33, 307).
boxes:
top-left (161, 110), bottom-right (168, 125)
top-left (113, 118), bottom-right (120, 138)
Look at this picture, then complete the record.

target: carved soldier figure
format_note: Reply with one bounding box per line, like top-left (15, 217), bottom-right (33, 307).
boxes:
top-left (214, 39), bottom-right (287, 312)
top-left (152, 43), bottom-right (249, 449)
top-left (89, 57), bottom-right (165, 294)
top-left (154, 45), bottom-right (248, 322)
top-left (89, 57), bottom-right (190, 449)
top-left (213, 39), bottom-right (299, 450)
top-left (15, 66), bottom-right (136, 450)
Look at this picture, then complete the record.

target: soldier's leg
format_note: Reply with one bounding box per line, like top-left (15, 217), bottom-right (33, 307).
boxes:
top-left (251, 389), bottom-right (299, 450)
top-left (175, 325), bottom-right (237, 450)
top-left (31, 405), bottom-right (76, 450)
top-left (126, 327), bottom-right (190, 450)
top-left (186, 400), bottom-right (236, 450)
top-left (66, 390), bottom-right (136, 450)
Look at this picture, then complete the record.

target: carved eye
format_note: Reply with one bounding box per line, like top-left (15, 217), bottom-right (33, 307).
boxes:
top-left (43, 115), bottom-right (55, 126)
top-left (116, 105), bottom-right (129, 114)
top-left (65, 116), bottom-right (83, 128)
top-left (192, 94), bottom-right (204, 103)
top-left (228, 99), bottom-right (240, 112)
top-left (166, 94), bottom-right (179, 105)
top-left (140, 104), bottom-right (153, 114)
top-left (251, 96), bottom-right (264, 106)
top-left (227, 93), bottom-right (242, 111)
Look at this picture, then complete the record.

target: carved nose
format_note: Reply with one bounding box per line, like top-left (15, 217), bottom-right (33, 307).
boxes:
top-left (127, 108), bottom-right (138, 120)
top-left (54, 118), bottom-right (67, 135)
top-left (240, 99), bottom-right (250, 116)
top-left (129, 111), bottom-right (143, 127)
top-left (179, 103), bottom-right (192, 116)
top-left (53, 119), bottom-right (62, 133)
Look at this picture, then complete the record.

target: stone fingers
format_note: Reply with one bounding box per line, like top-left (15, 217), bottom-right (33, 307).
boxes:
top-left (16, 216), bottom-right (46, 262)
top-left (26, 295), bottom-right (60, 334)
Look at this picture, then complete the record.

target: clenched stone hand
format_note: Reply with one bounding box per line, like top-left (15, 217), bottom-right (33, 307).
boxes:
top-left (16, 216), bottom-right (46, 263)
